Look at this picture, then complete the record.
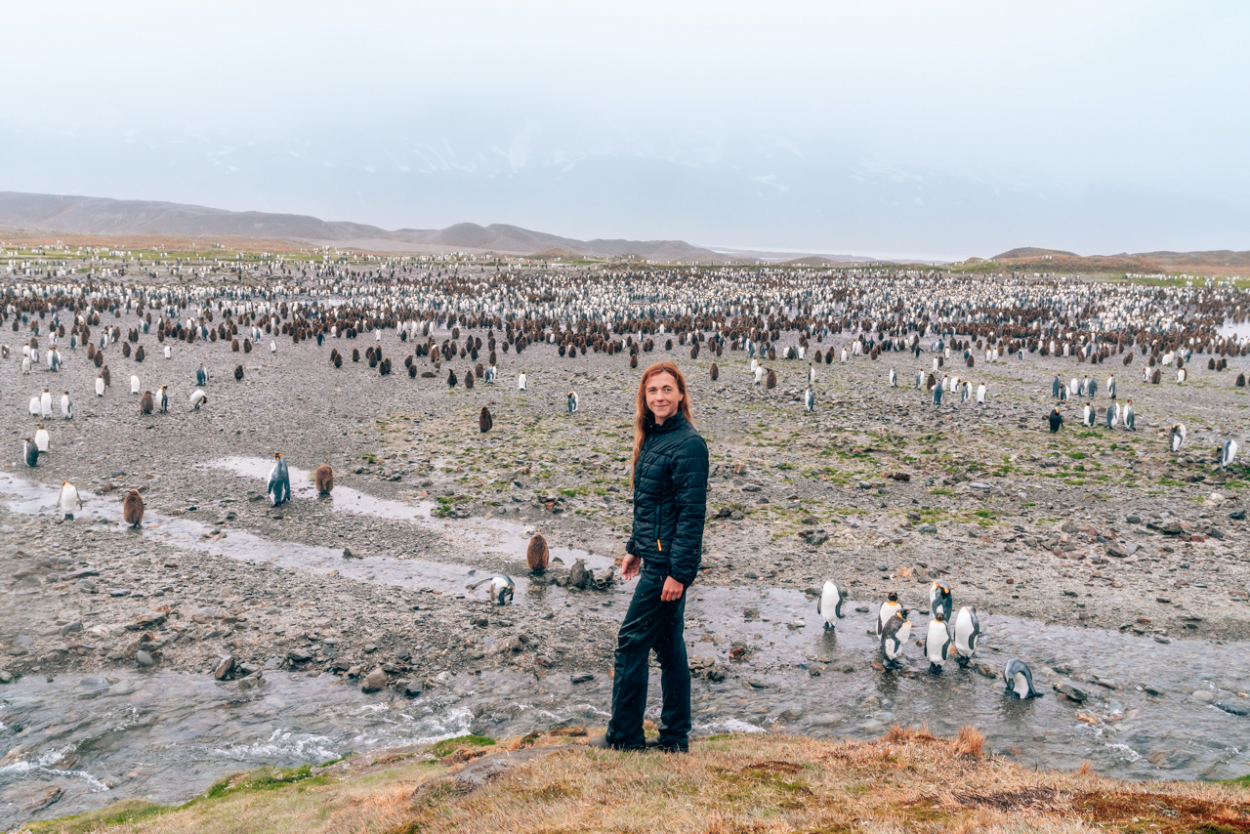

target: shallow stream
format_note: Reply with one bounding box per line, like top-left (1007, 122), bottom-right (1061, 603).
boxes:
top-left (2, 467), bottom-right (1248, 827)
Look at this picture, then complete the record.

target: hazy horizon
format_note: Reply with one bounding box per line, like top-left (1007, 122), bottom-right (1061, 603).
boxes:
top-left (5, 2), bottom-right (1249, 259)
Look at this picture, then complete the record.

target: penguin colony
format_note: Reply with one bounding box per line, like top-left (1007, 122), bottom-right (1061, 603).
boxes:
top-left (4, 255), bottom-right (1250, 716)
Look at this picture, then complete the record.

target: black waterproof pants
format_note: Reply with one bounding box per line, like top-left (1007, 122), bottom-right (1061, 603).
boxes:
top-left (605, 563), bottom-right (691, 748)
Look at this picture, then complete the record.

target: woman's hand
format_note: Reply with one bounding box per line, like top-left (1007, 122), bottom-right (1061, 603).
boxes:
top-left (660, 577), bottom-right (684, 601)
top-left (621, 554), bottom-right (641, 580)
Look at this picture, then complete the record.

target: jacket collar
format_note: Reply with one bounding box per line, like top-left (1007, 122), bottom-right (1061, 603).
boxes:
top-left (647, 410), bottom-right (687, 434)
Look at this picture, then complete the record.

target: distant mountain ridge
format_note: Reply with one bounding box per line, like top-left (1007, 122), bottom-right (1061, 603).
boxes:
top-left (0, 191), bottom-right (726, 262)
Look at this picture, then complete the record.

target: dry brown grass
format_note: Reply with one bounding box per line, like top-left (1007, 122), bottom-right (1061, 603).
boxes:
top-left (25, 728), bottom-right (1250, 834)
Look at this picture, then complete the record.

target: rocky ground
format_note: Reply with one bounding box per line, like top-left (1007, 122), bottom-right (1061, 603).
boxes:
top-left (3, 296), bottom-right (1250, 699)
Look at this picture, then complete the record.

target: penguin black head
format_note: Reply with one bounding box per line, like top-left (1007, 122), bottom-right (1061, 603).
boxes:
top-left (274, 452), bottom-right (282, 460)
top-left (887, 591), bottom-right (898, 603)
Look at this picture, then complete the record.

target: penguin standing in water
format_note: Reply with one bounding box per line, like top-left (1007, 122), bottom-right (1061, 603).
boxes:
top-left (96, 374), bottom-right (105, 397)
top-left (925, 611), bottom-right (952, 674)
top-left (314, 464), bottom-right (334, 495)
top-left (1004, 659), bottom-right (1041, 699)
top-left (1170, 423), bottom-right (1186, 453)
top-left (61, 392), bottom-right (73, 420)
top-left (803, 385), bottom-right (815, 413)
top-left (880, 608), bottom-right (912, 670)
top-left (817, 581), bottom-right (846, 631)
top-left (123, 489), bottom-right (145, 528)
top-left (267, 453), bottom-right (291, 507)
top-left (34, 427), bottom-right (49, 453)
top-left (58, 481), bottom-right (82, 520)
top-left (23, 438), bottom-right (39, 467)
top-left (1220, 439), bottom-right (1239, 468)
top-left (930, 581), bottom-right (953, 622)
top-left (567, 391), bottom-right (579, 413)
top-left (469, 574), bottom-right (515, 606)
top-left (876, 591), bottom-right (902, 637)
top-left (951, 606), bottom-right (980, 668)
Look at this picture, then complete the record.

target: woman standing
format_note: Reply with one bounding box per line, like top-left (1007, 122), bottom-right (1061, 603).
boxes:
top-left (592, 361), bottom-right (709, 752)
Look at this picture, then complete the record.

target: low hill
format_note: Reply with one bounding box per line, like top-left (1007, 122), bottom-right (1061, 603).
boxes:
top-left (985, 245), bottom-right (1250, 275)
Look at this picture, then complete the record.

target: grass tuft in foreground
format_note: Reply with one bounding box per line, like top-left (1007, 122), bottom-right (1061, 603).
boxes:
top-left (23, 727), bottom-right (1250, 834)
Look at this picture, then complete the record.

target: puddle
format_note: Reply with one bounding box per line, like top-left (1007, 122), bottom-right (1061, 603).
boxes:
top-left (208, 457), bottom-right (616, 572)
top-left (0, 471), bottom-right (532, 604)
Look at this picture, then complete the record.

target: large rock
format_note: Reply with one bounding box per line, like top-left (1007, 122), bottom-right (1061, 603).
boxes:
top-left (361, 668), bottom-right (388, 693)
top-left (214, 655), bottom-right (236, 680)
top-left (567, 559), bottom-right (590, 589)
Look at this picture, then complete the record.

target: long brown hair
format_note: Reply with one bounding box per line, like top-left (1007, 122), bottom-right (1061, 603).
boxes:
top-left (631, 361), bottom-right (695, 484)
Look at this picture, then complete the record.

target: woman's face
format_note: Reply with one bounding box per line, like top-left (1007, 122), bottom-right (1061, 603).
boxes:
top-left (646, 371), bottom-right (682, 423)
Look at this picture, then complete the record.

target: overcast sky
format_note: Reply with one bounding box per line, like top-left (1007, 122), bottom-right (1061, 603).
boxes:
top-left (4, 1), bottom-right (1248, 258)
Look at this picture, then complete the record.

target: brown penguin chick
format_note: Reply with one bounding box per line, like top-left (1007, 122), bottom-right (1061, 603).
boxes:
top-left (479, 406), bottom-right (493, 433)
top-left (140, 391), bottom-right (154, 414)
top-left (765, 369), bottom-right (776, 389)
top-left (709, 362), bottom-right (719, 381)
top-left (134, 345), bottom-right (145, 362)
top-left (234, 364), bottom-right (244, 381)
top-left (526, 533), bottom-right (550, 573)
top-left (123, 489), bottom-right (145, 528)
top-left (314, 464), bottom-right (334, 495)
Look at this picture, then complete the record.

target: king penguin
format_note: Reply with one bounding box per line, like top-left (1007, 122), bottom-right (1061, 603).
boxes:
top-left (930, 581), bottom-right (953, 622)
top-left (96, 374), bottom-right (105, 397)
top-left (40, 389), bottom-right (53, 418)
top-left (889, 368), bottom-right (897, 387)
top-left (469, 574), bottom-right (516, 606)
top-left (189, 389), bottom-right (208, 410)
top-left (876, 591), bottom-right (901, 637)
top-left (952, 606), bottom-right (980, 667)
top-left (130, 374), bottom-right (141, 395)
top-left (196, 364), bottom-right (208, 386)
top-left (267, 452), bottom-right (291, 506)
top-left (23, 438), bottom-right (39, 467)
top-left (34, 427), bottom-right (49, 453)
top-left (925, 611), bottom-right (952, 674)
top-left (61, 392), bottom-right (73, 420)
top-left (803, 386), bottom-right (815, 413)
top-left (1170, 423), bottom-right (1186, 453)
top-left (156, 385), bottom-right (169, 414)
top-left (1220, 439), bottom-right (1238, 468)
top-left (817, 581), bottom-right (846, 631)
top-left (58, 481), bottom-right (81, 520)
top-left (880, 608), bottom-right (912, 669)
top-left (28, 395), bottom-right (40, 417)
top-left (1004, 659), bottom-right (1041, 699)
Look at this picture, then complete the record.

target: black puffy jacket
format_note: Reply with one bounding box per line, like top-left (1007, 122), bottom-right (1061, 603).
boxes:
top-left (626, 411), bottom-right (709, 587)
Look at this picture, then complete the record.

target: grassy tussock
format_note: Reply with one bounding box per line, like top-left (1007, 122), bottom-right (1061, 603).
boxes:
top-left (24, 728), bottom-right (1250, 834)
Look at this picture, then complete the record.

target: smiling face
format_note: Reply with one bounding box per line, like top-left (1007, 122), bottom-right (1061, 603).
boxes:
top-left (645, 371), bottom-right (683, 425)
